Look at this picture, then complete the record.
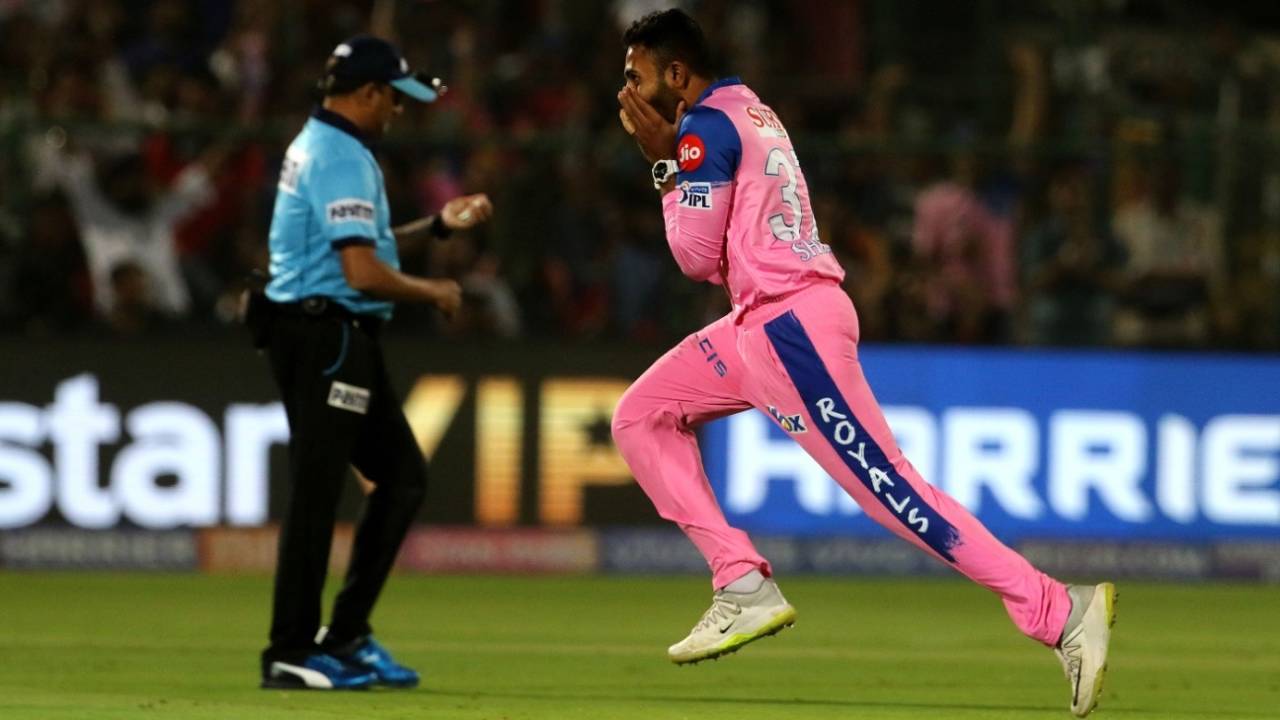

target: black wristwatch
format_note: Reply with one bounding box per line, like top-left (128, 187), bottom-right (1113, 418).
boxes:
top-left (651, 159), bottom-right (678, 190)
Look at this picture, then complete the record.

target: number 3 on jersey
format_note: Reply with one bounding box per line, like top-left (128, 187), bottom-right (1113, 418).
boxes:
top-left (764, 147), bottom-right (831, 261)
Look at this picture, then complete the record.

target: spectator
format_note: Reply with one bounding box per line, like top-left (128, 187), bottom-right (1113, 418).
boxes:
top-left (432, 234), bottom-right (522, 340)
top-left (1223, 227), bottom-right (1280, 350)
top-left (1111, 157), bottom-right (1225, 348)
top-left (912, 150), bottom-right (1017, 343)
top-left (99, 260), bottom-right (170, 337)
top-left (32, 138), bottom-right (225, 319)
top-left (814, 192), bottom-right (894, 342)
top-left (9, 192), bottom-right (93, 335)
top-left (1022, 161), bottom-right (1125, 346)
top-left (0, 0), bottom-right (1277, 352)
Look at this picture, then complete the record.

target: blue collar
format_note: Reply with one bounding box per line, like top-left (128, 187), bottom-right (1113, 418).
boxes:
top-left (695, 76), bottom-right (742, 106)
top-left (312, 106), bottom-right (375, 150)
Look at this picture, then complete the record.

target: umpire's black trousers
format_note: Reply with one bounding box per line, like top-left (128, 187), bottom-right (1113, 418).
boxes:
top-left (260, 306), bottom-right (427, 670)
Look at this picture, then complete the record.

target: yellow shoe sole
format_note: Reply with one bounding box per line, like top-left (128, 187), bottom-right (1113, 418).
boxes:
top-left (670, 605), bottom-right (798, 665)
top-left (1075, 582), bottom-right (1119, 718)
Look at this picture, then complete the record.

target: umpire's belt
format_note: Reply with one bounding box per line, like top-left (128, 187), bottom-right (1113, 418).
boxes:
top-left (271, 297), bottom-right (382, 332)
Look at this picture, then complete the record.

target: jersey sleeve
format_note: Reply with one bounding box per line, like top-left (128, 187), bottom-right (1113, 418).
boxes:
top-left (662, 107), bottom-right (741, 282)
top-left (309, 155), bottom-right (381, 248)
top-left (674, 106), bottom-right (741, 184)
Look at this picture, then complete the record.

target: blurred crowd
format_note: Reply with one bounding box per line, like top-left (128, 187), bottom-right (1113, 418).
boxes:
top-left (1, 0), bottom-right (1279, 350)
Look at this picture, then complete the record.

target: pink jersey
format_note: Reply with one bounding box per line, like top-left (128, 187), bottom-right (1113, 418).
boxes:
top-left (661, 77), bottom-right (845, 316)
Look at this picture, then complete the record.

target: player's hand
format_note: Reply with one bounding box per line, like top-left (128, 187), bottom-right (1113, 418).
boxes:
top-left (441, 193), bottom-right (493, 230)
top-left (618, 108), bottom-right (637, 136)
top-left (618, 86), bottom-right (686, 164)
top-left (427, 279), bottom-right (463, 317)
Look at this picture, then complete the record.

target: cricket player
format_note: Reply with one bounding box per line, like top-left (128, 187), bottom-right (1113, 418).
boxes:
top-left (613, 10), bottom-right (1116, 717)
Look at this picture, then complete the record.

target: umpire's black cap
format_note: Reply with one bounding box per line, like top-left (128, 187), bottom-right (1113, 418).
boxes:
top-left (322, 35), bottom-right (442, 102)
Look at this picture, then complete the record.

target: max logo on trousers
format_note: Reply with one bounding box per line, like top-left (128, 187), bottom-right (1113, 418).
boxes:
top-left (766, 405), bottom-right (807, 434)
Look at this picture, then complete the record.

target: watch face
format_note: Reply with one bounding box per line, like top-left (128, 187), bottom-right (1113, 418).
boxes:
top-left (652, 160), bottom-right (677, 189)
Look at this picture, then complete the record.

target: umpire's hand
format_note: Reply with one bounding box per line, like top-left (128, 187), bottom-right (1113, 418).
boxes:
top-left (441, 194), bottom-right (494, 230)
top-left (427, 279), bottom-right (463, 317)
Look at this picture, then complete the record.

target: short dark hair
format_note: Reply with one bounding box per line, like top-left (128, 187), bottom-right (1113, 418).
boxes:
top-left (622, 9), bottom-right (713, 77)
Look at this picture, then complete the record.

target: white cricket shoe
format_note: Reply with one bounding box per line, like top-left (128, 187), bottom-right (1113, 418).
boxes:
top-left (1055, 583), bottom-right (1118, 717)
top-left (667, 579), bottom-right (797, 664)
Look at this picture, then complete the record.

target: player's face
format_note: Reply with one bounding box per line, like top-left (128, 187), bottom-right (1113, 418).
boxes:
top-left (367, 83), bottom-right (404, 137)
top-left (623, 45), bottom-right (680, 123)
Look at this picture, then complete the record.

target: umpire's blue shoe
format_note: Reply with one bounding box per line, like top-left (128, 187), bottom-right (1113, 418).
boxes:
top-left (261, 653), bottom-right (377, 690)
top-left (333, 636), bottom-right (420, 688)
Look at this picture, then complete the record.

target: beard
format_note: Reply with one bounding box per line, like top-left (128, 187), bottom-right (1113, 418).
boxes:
top-left (649, 81), bottom-right (682, 123)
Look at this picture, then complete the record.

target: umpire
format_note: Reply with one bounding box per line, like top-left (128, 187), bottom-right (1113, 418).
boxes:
top-left (254, 35), bottom-right (493, 690)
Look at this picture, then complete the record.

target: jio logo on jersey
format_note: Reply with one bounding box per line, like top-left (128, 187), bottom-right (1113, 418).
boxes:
top-left (677, 134), bottom-right (705, 172)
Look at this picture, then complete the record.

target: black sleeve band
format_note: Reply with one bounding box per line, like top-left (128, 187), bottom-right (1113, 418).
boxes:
top-left (331, 236), bottom-right (377, 250)
top-left (428, 214), bottom-right (453, 239)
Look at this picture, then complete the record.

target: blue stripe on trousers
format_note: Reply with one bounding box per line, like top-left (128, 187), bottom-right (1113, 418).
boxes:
top-left (763, 310), bottom-right (960, 562)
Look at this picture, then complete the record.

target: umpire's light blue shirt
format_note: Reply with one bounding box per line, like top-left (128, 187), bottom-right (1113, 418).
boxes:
top-left (266, 108), bottom-right (397, 319)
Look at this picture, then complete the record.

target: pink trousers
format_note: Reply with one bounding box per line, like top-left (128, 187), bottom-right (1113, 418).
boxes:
top-left (612, 283), bottom-right (1070, 646)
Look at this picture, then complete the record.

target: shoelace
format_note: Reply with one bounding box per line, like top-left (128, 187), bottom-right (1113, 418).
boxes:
top-left (1056, 629), bottom-right (1084, 699)
top-left (690, 593), bottom-right (743, 633)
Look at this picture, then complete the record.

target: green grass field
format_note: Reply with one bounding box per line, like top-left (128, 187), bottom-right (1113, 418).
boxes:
top-left (0, 574), bottom-right (1276, 719)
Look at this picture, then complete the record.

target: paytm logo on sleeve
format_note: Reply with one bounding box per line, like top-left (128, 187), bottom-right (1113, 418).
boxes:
top-left (326, 198), bottom-right (375, 225)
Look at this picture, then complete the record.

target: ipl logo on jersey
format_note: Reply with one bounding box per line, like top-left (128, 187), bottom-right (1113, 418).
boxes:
top-left (679, 182), bottom-right (713, 210)
top-left (766, 405), bottom-right (807, 434)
